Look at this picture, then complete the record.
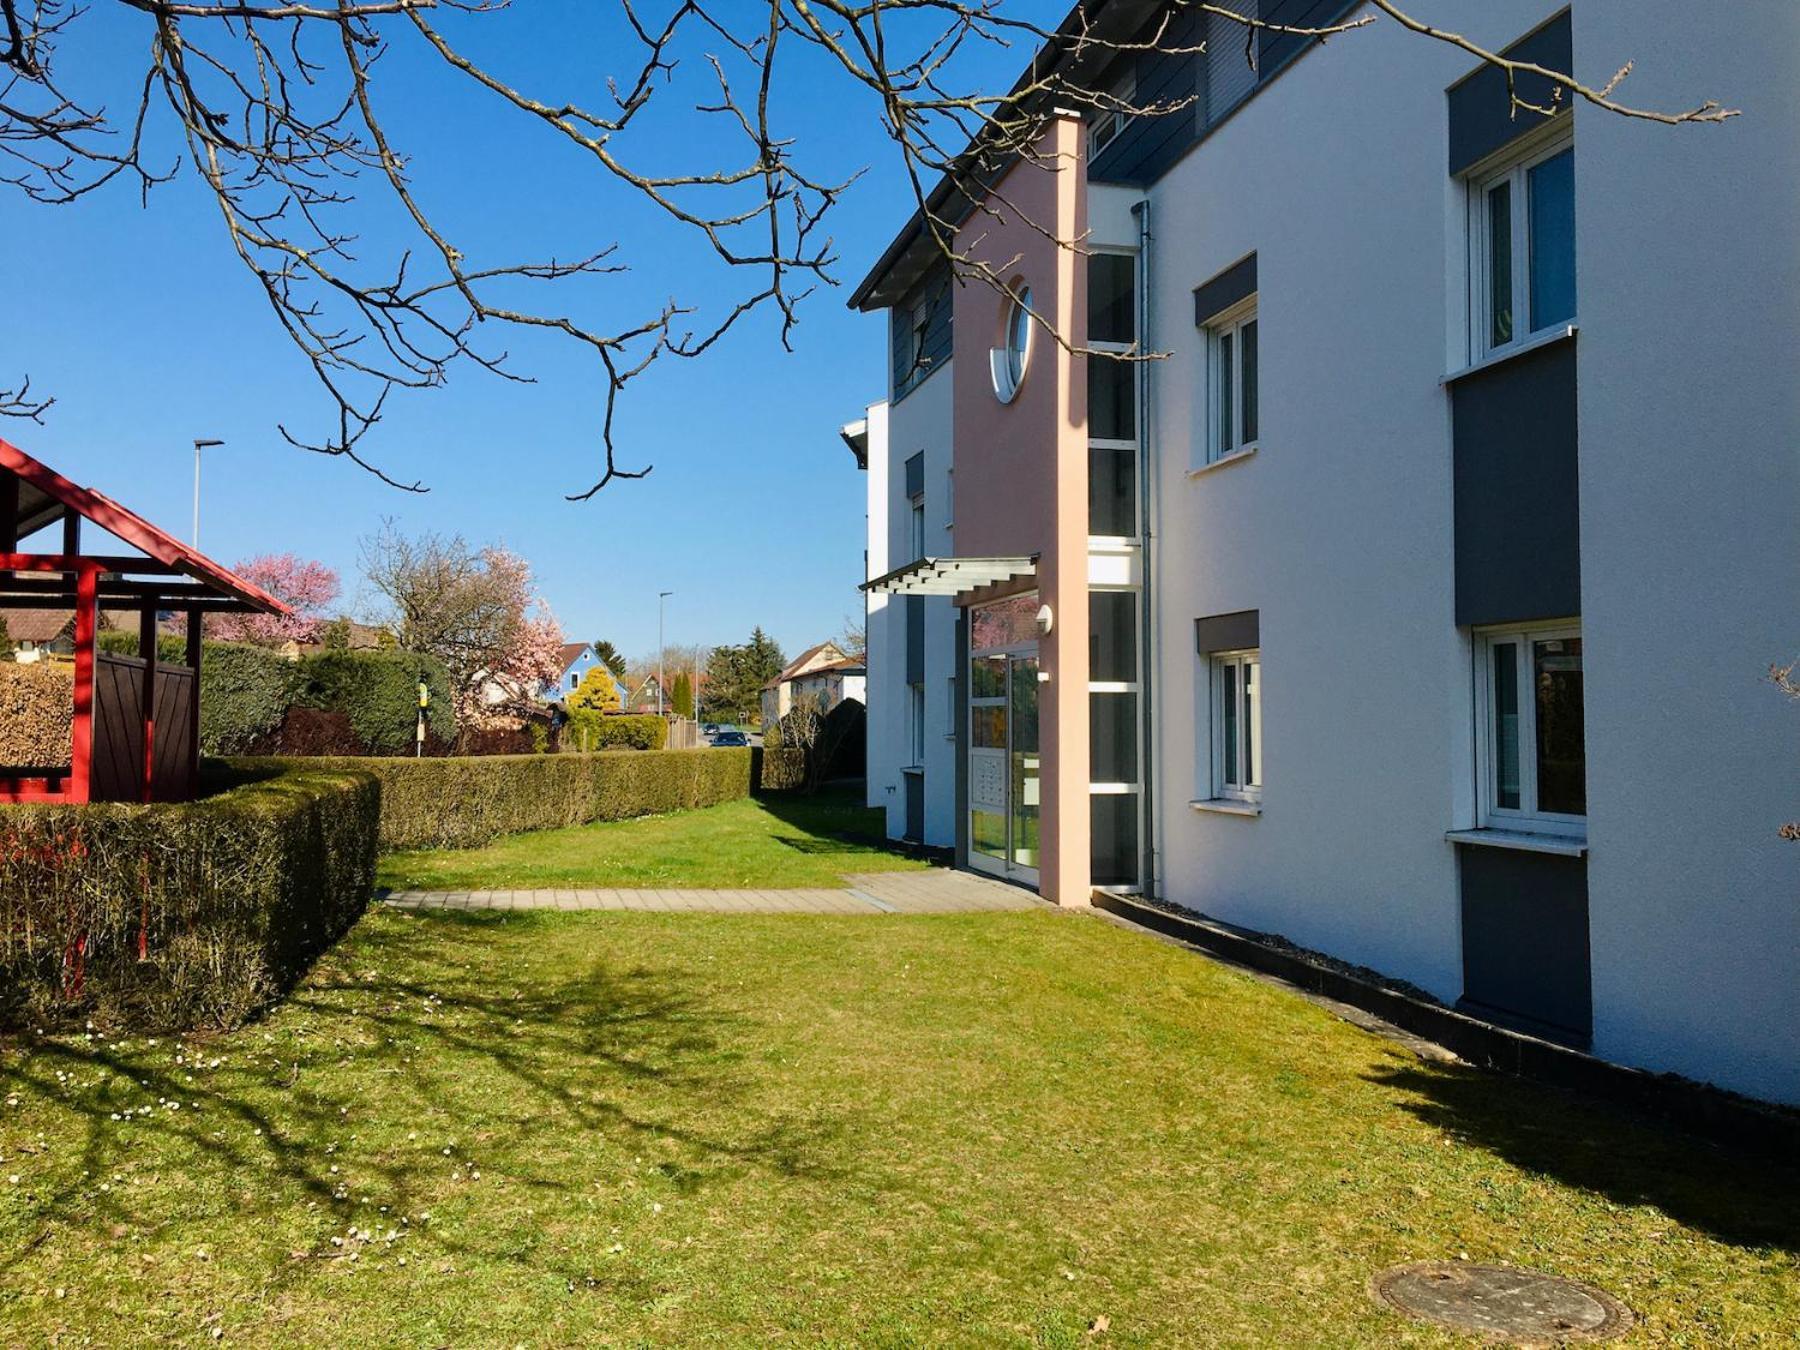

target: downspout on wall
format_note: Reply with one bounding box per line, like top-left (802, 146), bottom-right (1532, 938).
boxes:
top-left (1133, 195), bottom-right (1159, 900)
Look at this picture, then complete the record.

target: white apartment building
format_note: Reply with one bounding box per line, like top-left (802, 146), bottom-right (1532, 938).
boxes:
top-left (845, 1), bottom-right (1798, 1106)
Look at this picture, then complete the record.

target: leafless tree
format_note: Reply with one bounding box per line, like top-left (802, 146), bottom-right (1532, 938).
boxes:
top-left (1, 1), bottom-right (1736, 495)
top-left (358, 521), bottom-right (559, 719)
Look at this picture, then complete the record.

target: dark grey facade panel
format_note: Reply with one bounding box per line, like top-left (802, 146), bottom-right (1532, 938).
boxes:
top-left (1447, 10), bottom-right (1573, 175)
top-left (1089, 10), bottom-right (1201, 187)
top-left (1194, 608), bottom-right (1259, 654)
top-left (1088, 0), bottom-right (1361, 189)
top-left (904, 771), bottom-right (925, 843)
top-left (905, 595), bottom-right (925, 684)
top-left (904, 451), bottom-right (925, 500)
top-left (1258, 0), bottom-right (1363, 74)
top-left (1451, 337), bottom-right (1581, 627)
top-left (1457, 842), bottom-right (1592, 1042)
top-left (890, 262), bottom-right (953, 403)
top-left (1193, 252), bottom-right (1257, 326)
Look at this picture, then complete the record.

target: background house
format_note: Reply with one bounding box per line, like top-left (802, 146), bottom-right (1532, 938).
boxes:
top-left (0, 608), bottom-right (75, 664)
top-left (625, 673), bottom-right (665, 714)
top-left (543, 642), bottom-right (601, 702)
top-left (762, 642), bottom-right (867, 728)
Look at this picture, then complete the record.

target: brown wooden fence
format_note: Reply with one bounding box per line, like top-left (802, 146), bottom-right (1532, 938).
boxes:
top-left (91, 652), bottom-right (195, 803)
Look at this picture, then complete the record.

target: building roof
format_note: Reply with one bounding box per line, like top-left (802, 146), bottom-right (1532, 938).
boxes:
top-left (557, 642), bottom-right (591, 670)
top-left (765, 641), bottom-right (854, 690)
top-left (847, 0), bottom-right (1154, 310)
top-left (0, 607), bottom-right (73, 644)
top-left (0, 438), bottom-right (291, 617)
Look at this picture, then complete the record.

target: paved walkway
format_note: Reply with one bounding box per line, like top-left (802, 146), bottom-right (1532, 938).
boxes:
top-left (383, 869), bottom-right (1042, 916)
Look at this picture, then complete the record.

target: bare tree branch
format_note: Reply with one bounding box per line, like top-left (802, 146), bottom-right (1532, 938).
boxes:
top-left (0, 0), bottom-right (1740, 495)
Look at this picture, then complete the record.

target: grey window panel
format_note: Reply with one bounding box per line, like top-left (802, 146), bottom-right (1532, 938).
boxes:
top-left (1194, 609), bottom-right (1259, 656)
top-left (904, 451), bottom-right (925, 500)
top-left (1451, 337), bottom-right (1580, 627)
top-left (1456, 842), bottom-right (1591, 1043)
top-left (1194, 252), bottom-right (1257, 327)
top-left (1447, 10), bottom-right (1573, 176)
top-left (905, 595), bottom-right (925, 684)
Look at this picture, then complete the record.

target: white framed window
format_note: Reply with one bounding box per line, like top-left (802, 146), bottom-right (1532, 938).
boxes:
top-left (1467, 128), bottom-right (1575, 360)
top-left (1211, 649), bottom-right (1261, 802)
top-left (990, 286), bottom-right (1033, 404)
top-left (568, 672), bottom-right (579, 690)
top-left (1088, 69), bottom-right (1136, 159)
top-left (908, 682), bottom-right (926, 766)
top-left (1088, 249), bottom-right (1139, 538)
top-left (910, 493), bottom-right (926, 561)
top-left (1204, 298), bottom-right (1258, 463)
top-left (1473, 622), bottom-right (1585, 836)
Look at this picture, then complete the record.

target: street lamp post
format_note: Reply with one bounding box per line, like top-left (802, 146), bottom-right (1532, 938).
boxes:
top-left (192, 438), bottom-right (224, 548)
top-left (657, 590), bottom-right (673, 718)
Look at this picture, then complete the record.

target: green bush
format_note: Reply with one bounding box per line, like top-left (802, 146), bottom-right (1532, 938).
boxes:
top-left (233, 747), bottom-right (752, 850)
top-left (0, 762), bottom-right (379, 1029)
top-left (299, 648), bottom-right (456, 754)
top-left (562, 711), bottom-right (666, 752)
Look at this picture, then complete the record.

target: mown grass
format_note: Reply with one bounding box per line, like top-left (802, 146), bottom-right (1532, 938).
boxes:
top-left (377, 788), bottom-right (931, 892)
top-left (3, 908), bottom-right (1795, 1345)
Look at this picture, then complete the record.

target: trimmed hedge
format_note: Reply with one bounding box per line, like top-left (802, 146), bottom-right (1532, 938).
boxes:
top-left (0, 661), bottom-right (72, 768)
top-left (562, 711), bottom-right (667, 752)
top-left (0, 762), bottom-right (379, 1029)
top-left (759, 746), bottom-right (807, 792)
top-left (233, 747), bottom-right (754, 850)
top-left (299, 648), bottom-right (455, 754)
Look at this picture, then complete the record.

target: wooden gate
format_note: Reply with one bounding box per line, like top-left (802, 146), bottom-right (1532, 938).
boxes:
top-left (92, 653), bottom-right (196, 803)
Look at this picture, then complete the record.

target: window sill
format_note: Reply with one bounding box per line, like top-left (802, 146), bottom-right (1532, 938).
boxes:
top-left (1445, 828), bottom-right (1586, 858)
top-left (1189, 797), bottom-right (1261, 818)
top-left (1444, 323), bottom-right (1577, 384)
top-left (901, 764), bottom-right (925, 776)
top-left (1186, 446), bottom-right (1259, 479)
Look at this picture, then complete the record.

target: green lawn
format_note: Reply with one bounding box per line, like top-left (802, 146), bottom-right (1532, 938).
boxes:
top-left (378, 789), bottom-right (932, 891)
top-left (2, 908), bottom-right (1794, 1344)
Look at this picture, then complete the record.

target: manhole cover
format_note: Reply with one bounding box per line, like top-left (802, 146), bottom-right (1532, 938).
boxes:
top-left (1371, 1262), bottom-right (1633, 1344)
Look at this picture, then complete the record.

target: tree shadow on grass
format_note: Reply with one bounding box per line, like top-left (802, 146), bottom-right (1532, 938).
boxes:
top-left (1366, 1057), bottom-right (1800, 1252)
top-left (0, 909), bottom-right (848, 1297)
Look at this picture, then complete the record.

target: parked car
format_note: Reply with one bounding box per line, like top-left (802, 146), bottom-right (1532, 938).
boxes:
top-left (712, 730), bottom-right (748, 748)
top-left (701, 722), bottom-right (720, 738)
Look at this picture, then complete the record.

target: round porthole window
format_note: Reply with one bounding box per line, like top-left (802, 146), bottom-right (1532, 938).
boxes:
top-left (991, 286), bottom-right (1033, 404)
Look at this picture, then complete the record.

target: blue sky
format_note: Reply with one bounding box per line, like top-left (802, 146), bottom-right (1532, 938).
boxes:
top-left (0, 4), bottom-right (1040, 663)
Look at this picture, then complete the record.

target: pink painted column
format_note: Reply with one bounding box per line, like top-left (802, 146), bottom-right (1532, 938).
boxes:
top-left (952, 114), bottom-right (1091, 906)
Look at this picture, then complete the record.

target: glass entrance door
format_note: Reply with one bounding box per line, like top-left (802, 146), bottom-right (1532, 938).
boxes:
top-left (968, 643), bottom-right (1040, 884)
top-left (1008, 656), bottom-right (1039, 873)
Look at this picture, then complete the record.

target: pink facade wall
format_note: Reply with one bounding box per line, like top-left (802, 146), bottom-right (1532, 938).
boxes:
top-left (952, 115), bottom-right (1091, 906)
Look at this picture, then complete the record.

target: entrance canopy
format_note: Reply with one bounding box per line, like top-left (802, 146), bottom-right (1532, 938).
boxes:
top-left (862, 555), bottom-right (1037, 598)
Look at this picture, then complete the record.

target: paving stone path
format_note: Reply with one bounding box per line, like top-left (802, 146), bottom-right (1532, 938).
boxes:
top-left (383, 869), bottom-right (1042, 916)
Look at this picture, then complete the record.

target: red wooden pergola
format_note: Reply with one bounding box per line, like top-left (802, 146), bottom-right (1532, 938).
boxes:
top-left (0, 437), bottom-right (290, 804)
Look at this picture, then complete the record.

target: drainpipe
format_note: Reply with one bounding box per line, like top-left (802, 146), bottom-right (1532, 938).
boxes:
top-left (1132, 195), bottom-right (1159, 901)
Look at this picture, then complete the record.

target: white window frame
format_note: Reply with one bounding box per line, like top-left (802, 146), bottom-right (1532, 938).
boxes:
top-left (1088, 248), bottom-right (1140, 541)
top-left (1088, 69), bottom-right (1136, 159)
top-left (909, 493), bottom-right (926, 561)
top-left (1210, 648), bottom-right (1262, 803)
top-left (1204, 297), bottom-right (1258, 465)
top-left (1467, 125), bottom-right (1575, 363)
top-left (1472, 621), bottom-right (1585, 837)
top-left (908, 681), bottom-right (926, 767)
